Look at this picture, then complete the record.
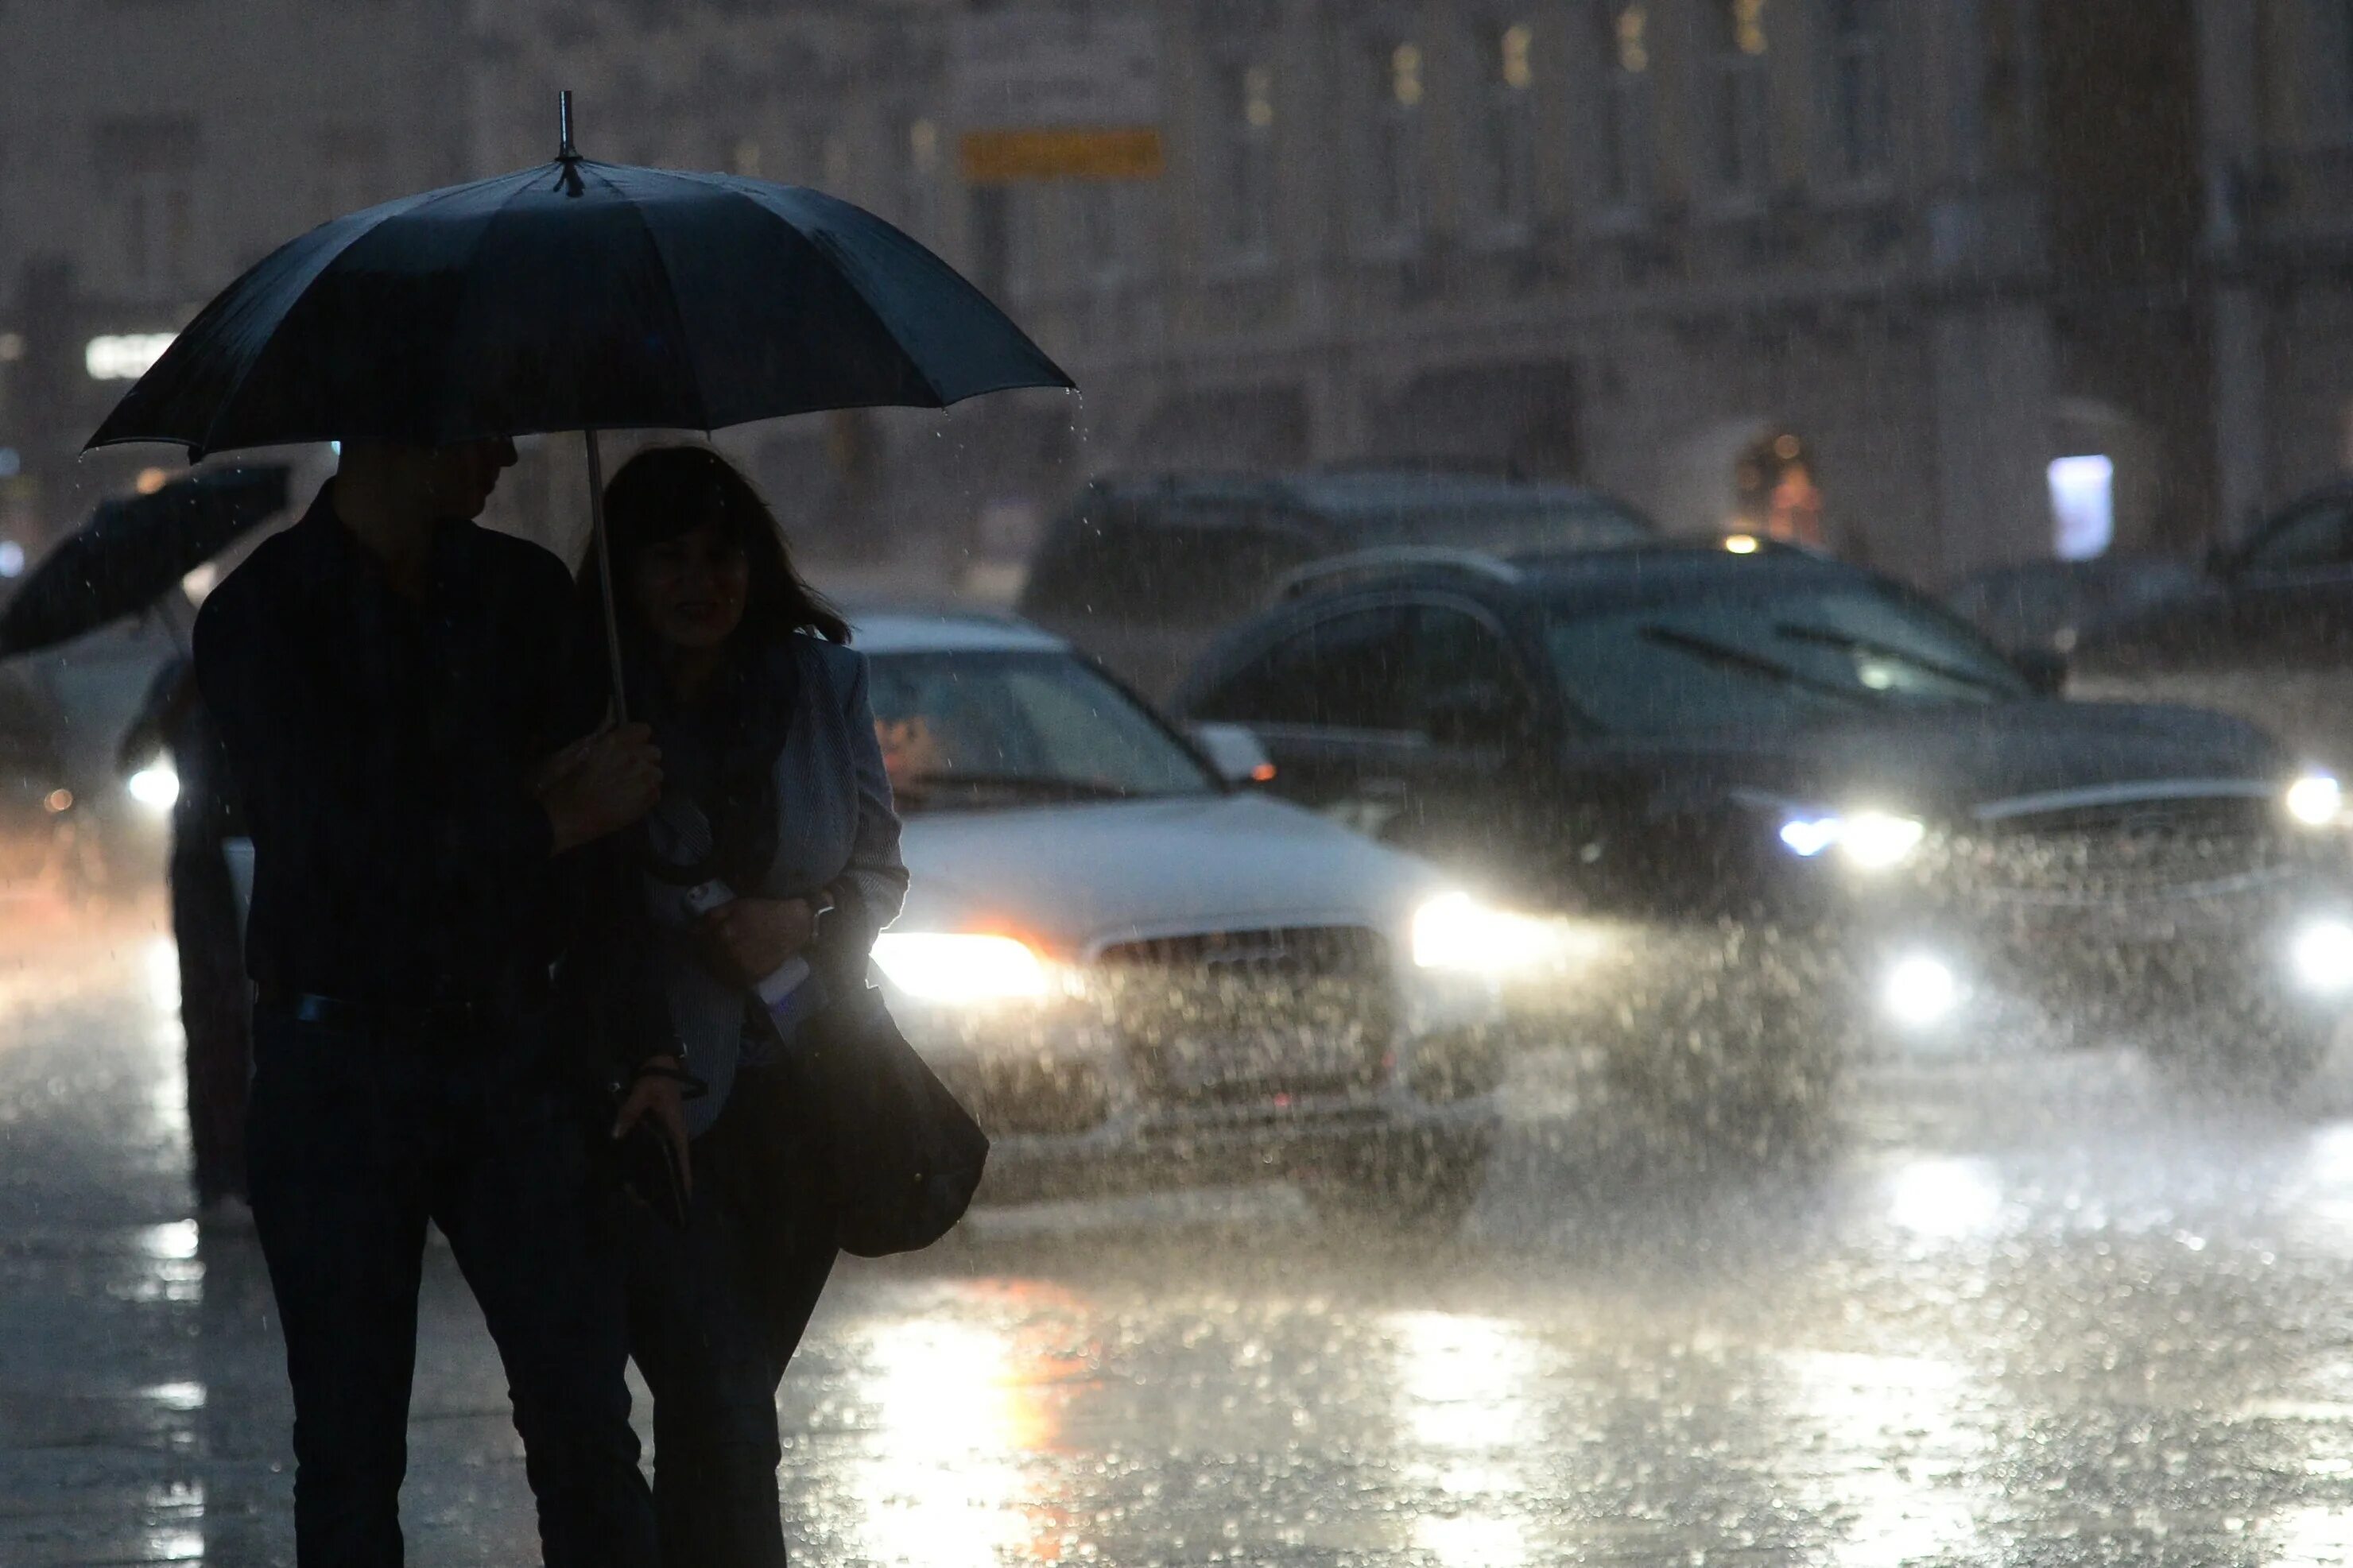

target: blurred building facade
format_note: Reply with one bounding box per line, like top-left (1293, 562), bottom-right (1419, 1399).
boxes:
top-left (459, 0), bottom-right (2353, 581)
top-left (0, 0), bottom-right (475, 553)
top-left (2, 1), bottom-right (2349, 585)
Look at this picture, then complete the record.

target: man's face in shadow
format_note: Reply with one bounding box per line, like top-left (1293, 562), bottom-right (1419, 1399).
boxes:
top-left (421, 438), bottom-right (518, 521)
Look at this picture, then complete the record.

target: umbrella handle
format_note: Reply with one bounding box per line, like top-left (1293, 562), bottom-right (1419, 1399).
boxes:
top-left (585, 428), bottom-right (629, 726)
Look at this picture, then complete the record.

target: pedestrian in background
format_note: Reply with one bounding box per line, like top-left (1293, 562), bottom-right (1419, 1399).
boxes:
top-left (194, 437), bottom-right (680, 1567)
top-left (579, 444), bottom-right (907, 1568)
top-left (119, 654), bottom-right (250, 1218)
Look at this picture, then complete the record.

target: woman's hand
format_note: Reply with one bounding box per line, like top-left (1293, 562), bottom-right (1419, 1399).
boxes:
top-left (700, 896), bottom-right (816, 982)
top-left (611, 1054), bottom-right (692, 1194)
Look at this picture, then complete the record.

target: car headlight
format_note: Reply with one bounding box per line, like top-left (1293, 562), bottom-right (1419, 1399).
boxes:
top-left (2291, 917), bottom-right (2353, 996)
top-left (1776, 807), bottom-right (1925, 870)
top-left (1411, 892), bottom-right (1561, 974)
top-left (2287, 772), bottom-right (2342, 829)
top-left (128, 765), bottom-right (180, 812)
top-left (870, 932), bottom-right (1050, 1005)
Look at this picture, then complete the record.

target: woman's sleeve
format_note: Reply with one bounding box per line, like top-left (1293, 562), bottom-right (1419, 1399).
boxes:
top-left (829, 650), bottom-right (909, 940)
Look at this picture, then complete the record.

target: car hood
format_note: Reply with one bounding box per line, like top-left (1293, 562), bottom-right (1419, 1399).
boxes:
top-left (894, 792), bottom-right (1448, 952)
top-left (1615, 699), bottom-right (2297, 822)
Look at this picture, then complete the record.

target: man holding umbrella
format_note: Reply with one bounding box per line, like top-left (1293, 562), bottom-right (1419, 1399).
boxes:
top-left (90, 96), bottom-right (1069, 1565)
top-left (191, 435), bottom-right (679, 1566)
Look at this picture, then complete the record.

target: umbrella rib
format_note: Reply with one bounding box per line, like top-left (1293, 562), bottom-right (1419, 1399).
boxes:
top-left (428, 172), bottom-right (568, 445)
top-left (665, 169), bottom-right (952, 410)
top-left (187, 194), bottom-right (437, 457)
top-left (589, 163), bottom-right (715, 433)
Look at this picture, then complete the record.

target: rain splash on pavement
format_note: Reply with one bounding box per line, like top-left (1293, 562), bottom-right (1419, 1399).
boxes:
top-left (12, 896), bottom-right (2353, 1564)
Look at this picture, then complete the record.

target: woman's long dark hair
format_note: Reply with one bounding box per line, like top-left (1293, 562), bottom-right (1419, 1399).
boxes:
top-left (580, 444), bottom-right (850, 675)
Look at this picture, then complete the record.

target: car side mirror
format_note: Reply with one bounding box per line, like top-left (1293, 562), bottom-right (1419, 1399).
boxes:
top-left (1424, 682), bottom-right (1529, 747)
top-left (1188, 722), bottom-right (1277, 786)
top-left (2013, 645), bottom-right (2068, 697)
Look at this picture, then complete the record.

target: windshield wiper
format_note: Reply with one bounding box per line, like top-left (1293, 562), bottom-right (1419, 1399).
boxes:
top-left (1770, 624), bottom-right (2014, 696)
top-left (1637, 625), bottom-right (1876, 707)
top-left (894, 771), bottom-right (1138, 804)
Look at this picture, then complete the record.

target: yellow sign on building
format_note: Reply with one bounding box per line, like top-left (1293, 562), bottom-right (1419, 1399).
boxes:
top-left (952, 10), bottom-right (1163, 184)
top-left (959, 127), bottom-right (1164, 184)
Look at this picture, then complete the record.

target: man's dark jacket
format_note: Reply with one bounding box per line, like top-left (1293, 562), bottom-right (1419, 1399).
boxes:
top-left (193, 486), bottom-right (664, 1058)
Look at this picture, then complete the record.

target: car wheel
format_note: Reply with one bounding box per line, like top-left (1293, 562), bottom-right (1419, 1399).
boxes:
top-left (1304, 1129), bottom-right (1493, 1234)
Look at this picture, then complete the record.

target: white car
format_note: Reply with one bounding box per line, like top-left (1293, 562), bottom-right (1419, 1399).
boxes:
top-left (857, 610), bottom-right (1513, 1225)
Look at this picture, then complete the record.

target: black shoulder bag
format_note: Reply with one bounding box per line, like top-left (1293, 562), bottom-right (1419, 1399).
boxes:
top-left (782, 949), bottom-right (990, 1258)
top-left (640, 691), bottom-right (989, 1261)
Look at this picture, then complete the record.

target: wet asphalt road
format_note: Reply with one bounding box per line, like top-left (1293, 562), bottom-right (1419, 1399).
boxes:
top-left (14, 900), bottom-right (2353, 1564)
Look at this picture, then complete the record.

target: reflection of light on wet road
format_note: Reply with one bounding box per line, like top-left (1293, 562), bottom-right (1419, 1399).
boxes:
top-left (116, 1221), bottom-right (204, 1304)
top-left (2270, 1504), bottom-right (2353, 1565)
top-left (141, 934), bottom-right (178, 1013)
top-left (830, 1286), bottom-right (1082, 1566)
top-left (1777, 1350), bottom-right (1983, 1565)
top-left (1884, 1156), bottom-right (2005, 1241)
top-left (143, 1481), bottom-right (204, 1562)
top-left (1387, 1312), bottom-right (1539, 1568)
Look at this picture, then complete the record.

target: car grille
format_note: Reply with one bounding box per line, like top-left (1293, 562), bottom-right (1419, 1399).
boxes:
top-left (1944, 796), bottom-right (2301, 906)
top-left (1090, 925), bottom-right (1394, 1105)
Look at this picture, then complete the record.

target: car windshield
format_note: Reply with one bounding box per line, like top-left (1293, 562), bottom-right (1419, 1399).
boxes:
top-left (866, 649), bottom-right (1216, 811)
top-left (1545, 582), bottom-right (2029, 734)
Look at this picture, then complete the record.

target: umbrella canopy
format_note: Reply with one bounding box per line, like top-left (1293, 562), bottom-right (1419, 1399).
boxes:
top-left (87, 150), bottom-right (1072, 459)
top-left (0, 466), bottom-right (290, 657)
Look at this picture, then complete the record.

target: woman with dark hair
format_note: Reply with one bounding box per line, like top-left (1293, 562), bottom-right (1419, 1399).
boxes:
top-left (579, 443), bottom-right (905, 1567)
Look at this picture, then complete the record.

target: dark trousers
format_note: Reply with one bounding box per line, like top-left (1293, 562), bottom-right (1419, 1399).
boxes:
top-left (626, 1070), bottom-right (835, 1568)
top-left (171, 844), bottom-right (250, 1204)
top-left (246, 1009), bottom-right (658, 1568)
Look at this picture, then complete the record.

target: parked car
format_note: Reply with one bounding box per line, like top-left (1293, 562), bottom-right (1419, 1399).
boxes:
top-left (1018, 467), bottom-right (1653, 699)
top-left (1172, 542), bottom-right (2353, 1124)
top-left (850, 607), bottom-right (1512, 1225)
top-left (2072, 483), bottom-right (2353, 772)
top-left (1944, 555), bottom-right (2200, 658)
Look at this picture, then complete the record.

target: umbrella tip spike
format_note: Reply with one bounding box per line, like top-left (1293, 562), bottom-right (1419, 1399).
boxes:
top-left (558, 89), bottom-right (578, 161)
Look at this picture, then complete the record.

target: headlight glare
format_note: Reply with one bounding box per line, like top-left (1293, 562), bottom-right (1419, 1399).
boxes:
top-left (2287, 772), bottom-right (2343, 828)
top-left (1411, 892), bottom-right (1560, 974)
top-left (2291, 918), bottom-right (2353, 996)
top-left (870, 932), bottom-right (1050, 1004)
top-left (1839, 811), bottom-right (1926, 870)
top-left (1774, 807), bottom-right (1925, 869)
top-left (128, 765), bottom-right (180, 812)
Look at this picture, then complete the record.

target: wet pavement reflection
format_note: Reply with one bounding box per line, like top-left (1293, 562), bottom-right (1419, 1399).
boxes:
top-left (14, 898), bottom-right (2353, 1563)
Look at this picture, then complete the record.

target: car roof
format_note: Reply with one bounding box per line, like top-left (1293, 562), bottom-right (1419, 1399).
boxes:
top-left (1277, 540), bottom-right (1877, 614)
top-left (1090, 469), bottom-right (1649, 528)
top-left (843, 606), bottom-right (1071, 656)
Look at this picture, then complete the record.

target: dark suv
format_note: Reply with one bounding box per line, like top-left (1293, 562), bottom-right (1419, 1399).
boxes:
top-left (1173, 544), bottom-right (2353, 1126)
top-left (1018, 468), bottom-right (1651, 699)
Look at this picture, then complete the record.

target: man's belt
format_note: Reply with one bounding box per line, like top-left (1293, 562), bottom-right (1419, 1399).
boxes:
top-left (254, 982), bottom-right (543, 1037)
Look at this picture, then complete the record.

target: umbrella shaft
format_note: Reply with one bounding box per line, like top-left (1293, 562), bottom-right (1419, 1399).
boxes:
top-left (585, 429), bottom-right (629, 726)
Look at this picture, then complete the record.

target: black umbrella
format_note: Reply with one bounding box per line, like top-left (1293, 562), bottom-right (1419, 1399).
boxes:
top-left (0, 466), bottom-right (291, 657)
top-left (87, 95), bottom-right (1073, 712)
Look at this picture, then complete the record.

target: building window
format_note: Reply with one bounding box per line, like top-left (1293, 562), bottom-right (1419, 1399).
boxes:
top-left (1478, 21), bottom-right (1538, 233)
top-left (1596, 3), bottom-right (1653, 210)
top-left (1824, 0), bottom-right (1889, 183)
top-left (898, 117), bottom-right (941, 240)
top-left (1366, 38), bottom-right (1425, 247)
top-left (95, 117), bottom-right (200, 296)
top-left (1219, 60), bottom-right (1277, 261)
top-left (1077, 185), bottom-right (1122, 288)
top-left (122, 177), bottom-right (193, 292)
top-left (1704, 0), bottom-right (1771, 199)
